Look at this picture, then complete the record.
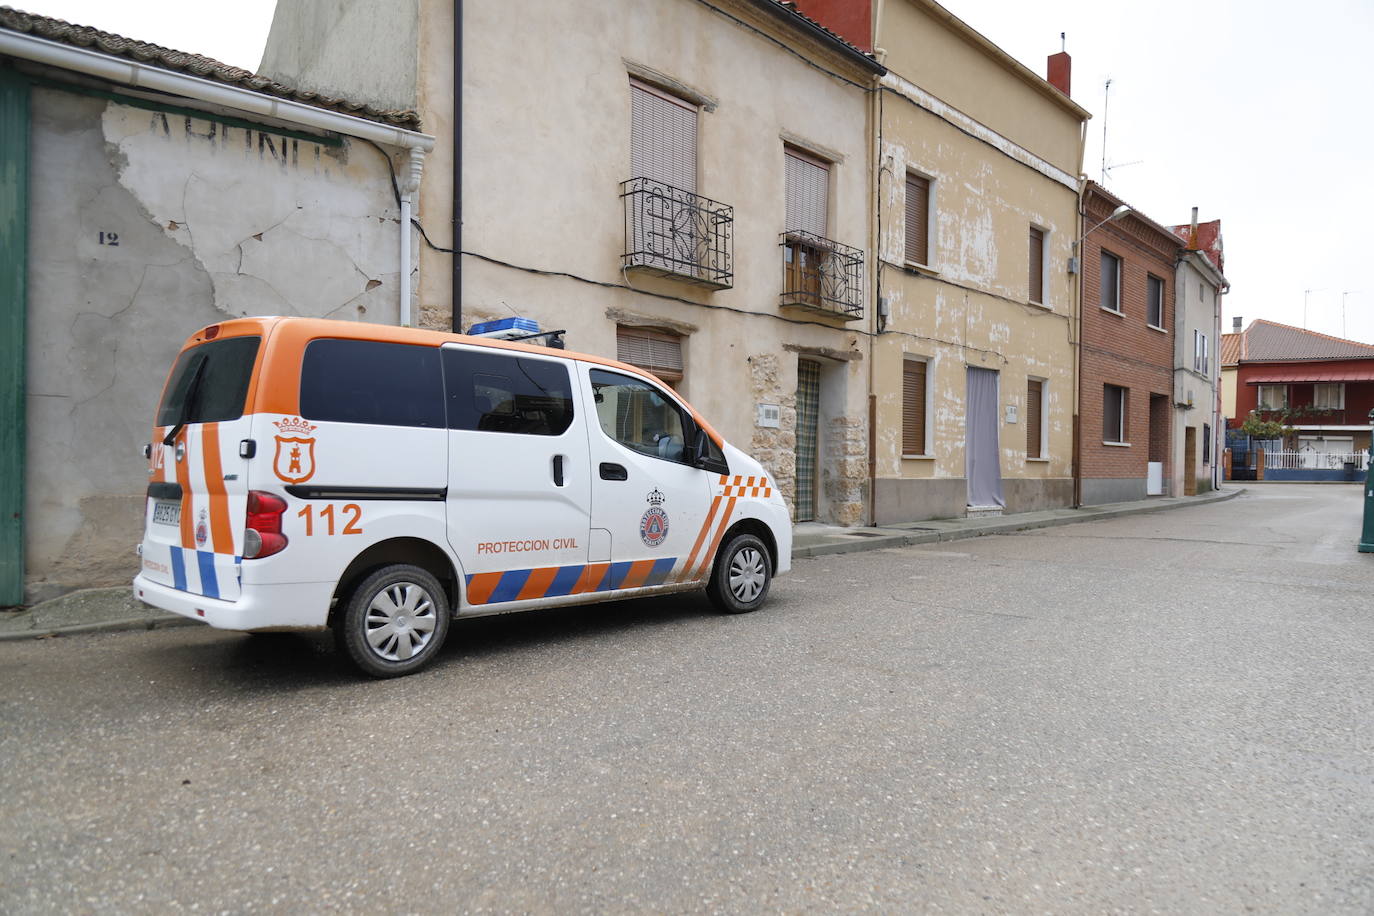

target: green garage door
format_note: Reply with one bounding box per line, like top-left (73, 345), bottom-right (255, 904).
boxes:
top-left (0, 68), bottom-right (28, 605)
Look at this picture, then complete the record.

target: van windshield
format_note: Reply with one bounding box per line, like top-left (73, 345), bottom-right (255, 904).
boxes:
top-left (155, 336), bottom-right (261, 427)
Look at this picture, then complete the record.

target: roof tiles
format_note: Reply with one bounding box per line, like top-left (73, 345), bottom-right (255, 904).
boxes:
top-left (1237, 319), bottom-right (1374, 362)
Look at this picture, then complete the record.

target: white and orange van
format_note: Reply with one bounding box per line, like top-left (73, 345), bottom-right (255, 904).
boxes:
top-left (133, 317), bottom-right (791, 677)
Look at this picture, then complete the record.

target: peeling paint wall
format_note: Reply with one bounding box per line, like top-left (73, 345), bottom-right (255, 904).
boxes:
top-left (24, 88), bottom-right (406, 600)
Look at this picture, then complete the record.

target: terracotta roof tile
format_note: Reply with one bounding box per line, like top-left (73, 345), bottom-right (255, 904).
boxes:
top-left (1220, 333), bottom-right (1242, 367)
top-left (0, 6), bottom-right (422, 130)
top-left (1169, 218), bottom-right (1224, 273)
top-left (1237, 319), bottom-right (1374, 362)
top-left (772, 1), bottom-right (881, 65)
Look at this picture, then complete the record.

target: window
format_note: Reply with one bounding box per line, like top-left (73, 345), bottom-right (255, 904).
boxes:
top-left (1314, 383), bottom-right (1345, 409)
top-left (590, 368), bottom-right (692, 463)
top-left (301, 339), bottom-right (444, 428)
top-left (905, 172), bottom-right (931, 266)
top-left (783, 148), bottom-right (831, 307)
top-left (1203, 423), bottom-right (1212, 465)
top-left (156, 336), bottom-right (261, 427)
top-left (1147, 275), bottom-right (1164, 328)
top-left (630, 80), bottom-right (696, 192)
top-left (1100, 251), bottom-right (1122, 312)
top-left (902, 359), bottom-right (928, 455)
top-left (1193, 330), bottom-right (1209, 374)
top-left (442, 348), bottom-right (574, 436)
top-left (1258, 384), bottom-right (1287, 410)
top-left (1103, 384), bottom-right (1127, 443)
top-left (1026, 378), bottom-right (1044, 459)
top-left (1028, 226), bottom-right (1045, 304)
top-left (617, 327), bottom-right (683, 387)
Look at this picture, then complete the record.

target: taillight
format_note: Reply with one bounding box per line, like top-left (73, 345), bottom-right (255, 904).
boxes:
top-left (244, 490), bottom-right (288, 558)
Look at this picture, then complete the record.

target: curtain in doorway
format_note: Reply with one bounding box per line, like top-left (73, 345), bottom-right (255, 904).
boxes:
top-left (794, 359), bottom-right (821, 521)
top-left (965, 366), bottom-right (1005, 507)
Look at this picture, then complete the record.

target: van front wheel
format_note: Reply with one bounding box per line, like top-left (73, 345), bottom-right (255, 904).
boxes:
top-left (337, 564), bottom-right (450, 678)
top-left (706, 533), bottom-right (772, 614)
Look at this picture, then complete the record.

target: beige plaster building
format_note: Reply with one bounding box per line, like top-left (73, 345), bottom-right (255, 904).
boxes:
top-left (866, 0), bottom-right (1089, 522)
top-left (262, 0), bottom-right (886, 525)
top-left (1168, 216), bottom-right (1227, 495)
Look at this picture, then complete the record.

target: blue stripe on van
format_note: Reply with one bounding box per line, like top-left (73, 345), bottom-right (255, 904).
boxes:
top-left (599, 561), bottom-right (635, 592)
top-left (170, 548), bottom-right (188, 592)
top-left (645, 557), bottom-right (677, 587)
top-left (485, 568), bottom-right (532, 604)
top-left (197, 550), bottom-right (219, 600)
top-left (547, 564), bottom-right (585, 598)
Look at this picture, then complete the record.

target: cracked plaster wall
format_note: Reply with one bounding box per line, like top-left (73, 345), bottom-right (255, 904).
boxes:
top-left (23, 89), bottom-right (405, 600)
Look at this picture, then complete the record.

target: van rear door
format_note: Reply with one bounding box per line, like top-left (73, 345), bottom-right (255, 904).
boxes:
top-left (141, 333), bottom-right (259, 601)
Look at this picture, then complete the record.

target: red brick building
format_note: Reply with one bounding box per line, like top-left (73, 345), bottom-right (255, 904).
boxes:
top-left (1077, 182), bottom-right (1183, 504)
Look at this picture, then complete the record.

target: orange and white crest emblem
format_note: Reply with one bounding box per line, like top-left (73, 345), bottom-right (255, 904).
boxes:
top-left (272, 416), bottom-right (318, 484)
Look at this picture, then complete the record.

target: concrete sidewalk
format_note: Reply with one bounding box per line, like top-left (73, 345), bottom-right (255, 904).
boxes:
top-left (0, 487), bottom-right (1243, 641)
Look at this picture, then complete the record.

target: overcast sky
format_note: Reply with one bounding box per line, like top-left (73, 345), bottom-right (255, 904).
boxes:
top-left (22, 0), bottom-right (1374, 344)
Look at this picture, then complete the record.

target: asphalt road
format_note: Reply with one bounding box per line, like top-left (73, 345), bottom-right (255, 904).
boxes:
top-left (3, 484), bottom-right (1372, 913)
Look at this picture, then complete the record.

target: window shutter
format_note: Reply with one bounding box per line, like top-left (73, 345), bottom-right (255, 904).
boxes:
top-left (1028, 227), bottom-right (1044, 303)
top-left (617, 327), bottom-right (683, 384)
top-left (1026, 379), bottom-right (1043, 458)
top-left (630, 81), bottom-right (696, 193)
top-left (902, 360), bottom-right (927, 455)
top-left (905, 173), bottom-right (930, 265)
top-left (784, 149), bottom-right (828, 237)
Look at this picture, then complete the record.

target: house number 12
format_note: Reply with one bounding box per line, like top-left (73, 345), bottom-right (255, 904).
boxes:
top-left (98, 231), bottom-right (119, 246)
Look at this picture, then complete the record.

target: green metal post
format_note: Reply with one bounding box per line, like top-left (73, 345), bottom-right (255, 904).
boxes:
top-left (1361, 409), bottom-right (1374, 554)
top-left (0, 68), bottom-right (29, 605)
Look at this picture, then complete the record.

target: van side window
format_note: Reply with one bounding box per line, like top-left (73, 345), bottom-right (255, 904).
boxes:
top-left (443, 349), bottom-right (574, 436)
top-left (589, 369), bottom-right (689, 462)
top-left (300, 339), bottom-right (445, 428)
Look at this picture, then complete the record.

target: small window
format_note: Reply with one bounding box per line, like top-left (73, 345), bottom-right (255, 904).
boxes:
top-left (300, 339), bottom-right (444, 428)
top-left (1314, 383), bottom-right (1345, 409)
top-left (1203, 423), bottom-right (1212, 465)
top-left (1104, 384), bottom-right (1127, 443)
top-left (590, 368), bottom-right (690, 463)
top-left (1194, 331), bottom-right (1209, 374)
top-left (902, 359), bottom-right (928, 455)
top-left (617, 327), bottom-right (684, 386)
top-left (905, 172), bottom-right (931, 266)
top-left (784, 147), bottom-right (829, 238)
top-left (1147, 275), bottom-right (1164, 327)
top-left (1100, 251), bottom-right (1122, 312)
top-left (156, 335), bottom-right (261, 427)
top-left (1258, 384), bottom-right (1287, 410)
top-left (443, 348), bottom-right (574, 436)
top-left (1026, 378), bottom-right (1044, 459)
top-left (1028, 226), bottom-right (1045, 304)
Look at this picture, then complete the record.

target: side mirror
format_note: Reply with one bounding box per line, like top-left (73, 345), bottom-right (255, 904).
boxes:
top-left (690, 427), bottom-right (709, 466)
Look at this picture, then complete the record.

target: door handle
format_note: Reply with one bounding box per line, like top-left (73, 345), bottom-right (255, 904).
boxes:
top-left (552, 454), bottom-right (564, 487)
top-left (599, 462), bottom-right (628, 481)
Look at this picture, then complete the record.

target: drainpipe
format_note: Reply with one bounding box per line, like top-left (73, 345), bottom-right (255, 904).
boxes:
top-left (398, 148), bottom-right (425, 327)
top-left (452, 0), bottom-right (463, 333)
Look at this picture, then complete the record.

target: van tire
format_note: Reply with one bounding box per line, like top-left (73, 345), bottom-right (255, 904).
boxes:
top-left (706, 533), bottom-right (772, 614)
top-left (336, 564), bottom-right (450, 678)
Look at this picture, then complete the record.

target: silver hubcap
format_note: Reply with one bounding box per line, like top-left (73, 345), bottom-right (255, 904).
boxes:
top-left (728, 547), bottom-right (766, 603)
top-left (365, 582), bottom-right (438, 662)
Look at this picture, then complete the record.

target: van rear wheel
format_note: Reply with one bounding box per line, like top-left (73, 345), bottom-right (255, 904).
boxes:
top-left (706, 532), bottom-right (772, 614)
top-left (337, 564), bottom-right (450, 678)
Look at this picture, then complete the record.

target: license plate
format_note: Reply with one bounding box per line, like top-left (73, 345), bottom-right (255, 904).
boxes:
top-left (152, 501), bottom-right (181, 526)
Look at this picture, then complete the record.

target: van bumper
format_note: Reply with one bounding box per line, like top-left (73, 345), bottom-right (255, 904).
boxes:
top-left (132, 574), bottom-right (333, 631)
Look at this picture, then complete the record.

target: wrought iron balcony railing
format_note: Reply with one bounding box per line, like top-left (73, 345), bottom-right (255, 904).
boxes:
top-left (779, 230), bottom-right (864, 320)
top-left (620, 177), bottom-right (733, 289)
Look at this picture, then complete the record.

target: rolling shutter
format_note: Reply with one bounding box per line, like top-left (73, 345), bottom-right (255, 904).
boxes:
top-left (902, 360), bottom-right (927, 455)
top-left (1026, 379), bottom-right (1043, 458)
top-left (1028, 227), bottom-right (1044, 304)
top-left (630, 81), bottom-right (696, 193)
top-left (905, 173), bottom-right (930, 265)
top-left (617, 327), bottom-right (683, 384)
top-left (784, 148), bottom-right (828, 237)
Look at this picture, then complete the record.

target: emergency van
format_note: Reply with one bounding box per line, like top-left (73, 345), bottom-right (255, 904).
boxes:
top-left (133, 317), bottom-right (791, 677)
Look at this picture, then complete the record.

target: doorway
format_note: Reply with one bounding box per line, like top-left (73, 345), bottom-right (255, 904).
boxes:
top-left (794, 359), bottom-right (822, 521)
top-left (1184, 426), bottom-right (1198, 495)
top-left (965, 366), bottom-right (1004, 507)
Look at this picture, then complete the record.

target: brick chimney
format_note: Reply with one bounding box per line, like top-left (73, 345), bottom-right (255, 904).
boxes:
top-left (1047, 51), bottom-right (1071, 96)
top-left (1233, 316), bottom-right (1242, 332)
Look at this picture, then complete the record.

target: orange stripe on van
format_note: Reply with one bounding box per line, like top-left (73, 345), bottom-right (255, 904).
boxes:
top-left (695, 496), bottom-right (738, 582)
top-left (465, 572), bottom-right (504, 606)
top-left (173, 429), bottom-right (194, 549)
top-left (200, 423), bottom-right (234, 555)
top-left (571, 563), bottom-right (610, 595)
top-left (680, 494), bottom-right (723, 583)
top-left (620, 559), bottom-right (658, 590)
top-left (515, 565), bottom-right (560, 601)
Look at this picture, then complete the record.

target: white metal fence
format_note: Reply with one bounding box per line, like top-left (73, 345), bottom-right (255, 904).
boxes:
top-left (1263, 449), bottom-right (1370, 471)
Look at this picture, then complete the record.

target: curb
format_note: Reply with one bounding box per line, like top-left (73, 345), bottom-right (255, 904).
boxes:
top-left (0, 613), bottom-right (200, 643)
top-left (792, 487), bottom-right (1244, 559)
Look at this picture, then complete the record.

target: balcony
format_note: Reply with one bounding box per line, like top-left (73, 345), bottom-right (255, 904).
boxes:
top-left (779, 231), bottom-right (863, 320)
top-left (620, 177), bottom-right (733, 288)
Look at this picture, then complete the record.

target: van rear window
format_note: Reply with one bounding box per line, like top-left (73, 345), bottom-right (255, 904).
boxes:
top-left (155, 336), bottom-right (261, 427)
top-left (300, 339), bottom-right (445, 428)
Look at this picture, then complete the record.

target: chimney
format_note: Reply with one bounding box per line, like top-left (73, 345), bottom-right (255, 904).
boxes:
top-left (1190, 207), bottom-right (1199, 248)
top-left (1233, 316), bottom-right (1242, 332)
top-left (1047, 51), bottom-right (1071, 95)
